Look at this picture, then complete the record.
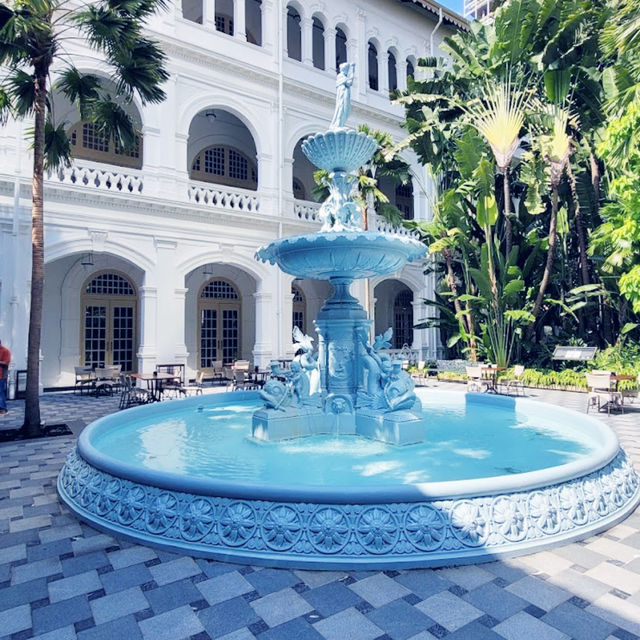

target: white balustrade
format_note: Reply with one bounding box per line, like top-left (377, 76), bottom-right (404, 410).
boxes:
top-left (294, 200), bottom-right (320, 221)
top-left (188, 184), bottom-right (260, 213)
top-left (47, 163), bottom-right (143, 194)
top-left (370, 215), bottom-right (420, 239)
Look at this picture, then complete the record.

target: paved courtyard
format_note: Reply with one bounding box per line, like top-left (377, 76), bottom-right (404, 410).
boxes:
top-left (1, 384), bottom-right (640, 640)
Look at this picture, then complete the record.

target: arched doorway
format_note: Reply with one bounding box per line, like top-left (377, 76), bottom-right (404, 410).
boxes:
top-left (292, 136), bottom-right (317, 201)
top-left (81, 271), bottom-right (138, 371)
top-left (198, 278), bottom-right (241, 368)
top-left (393, 289), bottom-right (414, 349)
top-left (292, 284), bottom-right (306, 333)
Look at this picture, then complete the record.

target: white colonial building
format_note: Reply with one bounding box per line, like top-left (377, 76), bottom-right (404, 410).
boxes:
top-left (0, 0), bottom-right (464, 390)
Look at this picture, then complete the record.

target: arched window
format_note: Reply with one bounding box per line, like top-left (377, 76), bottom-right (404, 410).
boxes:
top-left (393, 289), bottom-right (413, 349)
top-left (388, 51), bottom-right (398, 93)
top-left (406, 58), bottom-right (415, 83)
top-left (287, 6), bottom-right (302, 61)
top-left (246, 0), bottom-right (262, 45)
top-left (216, 0), bottom-right (234, 34)
top-left (82, 271), bottom-right (137, 372)
top-left (395, 181), bottom-right (414, 220)
top-left (199, 278), bottom-right (240, 366)
top-left (312, 17), bottom-right (325, 69)
top-left (69, 122), bottom-right (142, 169)
top-left (201, 279), bottom-right (239, 299)
top-left (292, 285), bottom-right (305, 333)
top-left (182, 0), bottom-right (202, 23)
top-left (335, 27), bottom-right (347, 71)
top-left (292, 178), bottom-right (306, 200)
top-left (368, 42), bottom-right (379, 91)
top-left (190, 145), bottom-right (258, 190)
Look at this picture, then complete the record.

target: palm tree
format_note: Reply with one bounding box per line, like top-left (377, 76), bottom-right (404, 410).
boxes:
top-left (530, 107), bottom-right (573, 329)
top-left (0, 0), bottom-right (168, 437)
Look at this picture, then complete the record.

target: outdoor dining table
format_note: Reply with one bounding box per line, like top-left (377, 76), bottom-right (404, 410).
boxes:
top-left (480, 366), bottom-right (505, 393)
top-left (131, 372), bottom-right (180, 402)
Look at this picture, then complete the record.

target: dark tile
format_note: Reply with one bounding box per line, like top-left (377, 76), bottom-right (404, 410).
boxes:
top-left (524, 604), bottom-right (546, 618)
top-left (428, 623), bottom-right (449, 638)
top-left (246, 568), bottom-right (298, 595)
top-left (144, 578), bottom-right (201, 614)
top-left (198, 596), bottom-right (259, 638)
top-left (356, 600), bottom-right (374, 614)
top-left (542, 602), bottom-right (616, 640)
top-left (367, 599), bottom-right (436, 640)
top-left (568, 595), bottom-right (590, 609)
top-left (99, 563), bottom-right (153, 594)
top-left (32, 594), bottom-right (92, 635)
top-left (248, 620), bottom-right (269, 635)
top-left (257, 617), bottom-right (324, 640)
top-left (78, 614), bottom-right (143, 640)
top-left (448, 585), bottom-right (468, 597)
top-left (190, 632), bottom-right (211, 640)
top-left (403, 593), bottom-right (421, 605)
top-left (445, 621), bottom-right (503, 640)
top-left (27, 538), bottom-right (73, 562)
top-left (61, 551), bottom-right (110, 577)
top-left (11, 629), bottom-right (33, 640)
top-left (133, 608), bottom-right (154, 622)
top-left (610, 588), bottom-right (631, 600)
top-left (302, 581), bottom-right (361, 617)
top-left (0, 578), bottom-right (49, 612)
top-left (74, 617), bottom-right (96, 632)
top-left (613, 628), bottom-right (640, 640)
top-left (477, 614), bottom-right (499, 628)
top-left (242, 590), bottom-right (261, 603)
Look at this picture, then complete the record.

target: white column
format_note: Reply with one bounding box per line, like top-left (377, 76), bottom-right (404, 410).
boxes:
top-left (380, 51), bottom-right (389, 95)
top-left (203, 0), bottom-right (216, 29)
top-left (325, 27), bottom-right (336, 73)
top-left (174, 288), bottom-right (189, 364)
top-left (356, 9), bottom-right (367, 98)
top-left (398, 59), bottom-right (407, 92)
top-left (252, 290), bottom-right (274, 367)
top-left (234, 0), bottom-right (246, 41)
top-left (261, 0), bottom-right (274, 53)
top-left (282, 4), bottom-right (289, 58)
top-left (301, 17), bottom-right (313, 65)
top-left (137, 285), bottom-right (158, 374)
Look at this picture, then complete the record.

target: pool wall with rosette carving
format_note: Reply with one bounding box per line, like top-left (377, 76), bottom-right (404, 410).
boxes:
top-left (57, 391), bottom-right (640, 569)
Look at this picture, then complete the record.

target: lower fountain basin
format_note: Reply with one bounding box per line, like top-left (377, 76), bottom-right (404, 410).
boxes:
top-left (256, 231), bottom-right (426, 280)
top-left (58, 390), bottom-right (640, 569)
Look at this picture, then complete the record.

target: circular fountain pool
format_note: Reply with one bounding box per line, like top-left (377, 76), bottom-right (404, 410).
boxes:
top-left (58, 390), bottom-right (640, 569)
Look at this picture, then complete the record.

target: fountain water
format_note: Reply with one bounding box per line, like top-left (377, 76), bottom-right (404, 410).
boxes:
top-left (57, 65), bottom-right (640, 569)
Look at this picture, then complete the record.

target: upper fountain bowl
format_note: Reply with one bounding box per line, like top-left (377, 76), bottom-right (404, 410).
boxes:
top-left (256, 230), bottom-right (426, 281)
top-left (302, 129), bottom-right (378, 173)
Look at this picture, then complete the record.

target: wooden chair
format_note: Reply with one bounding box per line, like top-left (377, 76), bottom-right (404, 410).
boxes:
top-left (155, 364), bottom-right (186, 399)
top-left (211, 360), bottom-right (224, 384)
top-left (586, 373), bottom-right (623, 414)
top-left (94, 367), bottom-right (119, 396)
top-left (500, 365), bottom-right (525, 396)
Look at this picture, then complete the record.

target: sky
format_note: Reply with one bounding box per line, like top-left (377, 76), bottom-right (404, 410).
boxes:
top-left (439, 0), bottom-right (465, 16)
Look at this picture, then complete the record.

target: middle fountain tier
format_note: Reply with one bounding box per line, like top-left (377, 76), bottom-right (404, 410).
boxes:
top-left (255, 62), bottom-right (426, 445)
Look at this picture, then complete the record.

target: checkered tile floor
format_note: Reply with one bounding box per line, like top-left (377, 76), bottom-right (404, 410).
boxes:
top-left (1, 384), bottom-right (640, 640)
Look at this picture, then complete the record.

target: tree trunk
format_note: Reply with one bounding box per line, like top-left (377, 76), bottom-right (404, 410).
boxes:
top-left (567, 165), bottom-right (590, 286)
top-left (22, 70), bottom-right (47, 438)
top-left (443, 247), bottom-right (476, 361)
top-left (529, 185), bottom-right (559, 337)
top-left (503, 169), bottom-right (512, 258)
top-left (590, 152), bottom-right (600, 212)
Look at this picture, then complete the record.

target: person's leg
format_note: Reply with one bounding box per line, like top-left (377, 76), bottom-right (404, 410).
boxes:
top-left (0, 378), bottom-right (7, 413)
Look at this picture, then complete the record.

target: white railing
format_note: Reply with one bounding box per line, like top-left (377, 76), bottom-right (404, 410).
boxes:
top-left (370, 215), bottom-right (420, 239)
top-left (188, 183), bottom-right (260, 213)
top-left (294, 200), bottom-right (321, 222)
top-left (47, 163), bottom-right (143, 194)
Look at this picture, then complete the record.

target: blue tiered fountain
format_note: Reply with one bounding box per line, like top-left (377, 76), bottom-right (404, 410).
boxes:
top-left (255, 62), bottom-right (426, 446)
top-left (57, 63), bottom-right (640, 570)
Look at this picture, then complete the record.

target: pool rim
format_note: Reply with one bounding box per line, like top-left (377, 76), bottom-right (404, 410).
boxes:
top-left (76, 389), bottom-right (620, 505)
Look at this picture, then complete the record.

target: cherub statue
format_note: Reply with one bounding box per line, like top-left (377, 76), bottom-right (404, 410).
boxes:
top-left (383, 360), bottom-right (417, 412)
top-left (330, 62), bottom-right (355, 130)
top-left (292, 326), bottom-right (320, 395)
top-left (357, 326), bottom-right (393, 398)
top-left (288, 360), bottom-right (310, 406)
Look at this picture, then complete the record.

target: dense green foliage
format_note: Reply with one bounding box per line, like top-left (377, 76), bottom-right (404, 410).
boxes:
top-left (398, 0), bottom-right (640, 367)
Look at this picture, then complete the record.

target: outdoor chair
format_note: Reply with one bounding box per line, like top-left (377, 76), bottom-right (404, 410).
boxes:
top-left (233, 360), bottom-right (251, 373)
top-left (229, 370), bottom-right (259, 391)
top-left (118, 375), bottom-right (153, 409)
top-left (156, 364), bottom-right (186, 399)
top-left (181, 371), bottom-right (205, 396)
top-left (74, 366), bottom-right (94, 395)
top-left (500, 365), bottom-right (525, 396)
top-left (93, 367), bottom-right (121, 396)
top-left (411, 361), bottom-right (429, 387)
top-left (211, 360), bottom-right (224, 384)
top-left (586, 373), bottom-right (623, 415)
top-left (466, 366), bottom-right (491, 393)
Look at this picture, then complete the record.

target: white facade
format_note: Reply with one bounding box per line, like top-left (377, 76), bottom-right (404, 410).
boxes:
top-left (0, 0), bottom-right (462, 389)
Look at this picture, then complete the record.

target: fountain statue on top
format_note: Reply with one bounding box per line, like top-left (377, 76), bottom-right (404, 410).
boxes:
top-left (254, 63), bottom-right (426, 445)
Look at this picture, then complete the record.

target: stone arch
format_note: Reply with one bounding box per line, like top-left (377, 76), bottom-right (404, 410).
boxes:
top-left (368, 38), bottom-right (381, 91)
top-left (387, 46), bottom-right (400, 93)
top-left (286, 2), bottom-right (303, 61)
top-left (177, 97), bottom-right (264, 161)
top-left (311, 13), bottom-right (326, 69)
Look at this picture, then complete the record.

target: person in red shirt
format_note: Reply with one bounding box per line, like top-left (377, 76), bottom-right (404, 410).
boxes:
top-left (0, 339), bottom-right (11, 415)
